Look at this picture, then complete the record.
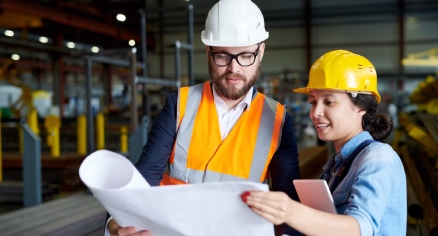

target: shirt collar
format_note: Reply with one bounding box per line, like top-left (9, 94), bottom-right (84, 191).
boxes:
top-left (212, 85), bottom-right (253, 111)
top-left (338, 131), bottom-right (374, 160)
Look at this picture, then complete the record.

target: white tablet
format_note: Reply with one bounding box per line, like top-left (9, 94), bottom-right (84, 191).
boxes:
top-left (293, 179), bottom-right (337, 214)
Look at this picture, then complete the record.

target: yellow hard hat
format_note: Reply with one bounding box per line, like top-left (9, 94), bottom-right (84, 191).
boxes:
top-left (293, 50), bottom-right (381, 103)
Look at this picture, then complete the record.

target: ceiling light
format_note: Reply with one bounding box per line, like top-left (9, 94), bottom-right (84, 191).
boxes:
top-left (91, 46), bottom-right (100, 53)
top-left (39, 36), bottom-right (48, 43)
top-left (11, 54), bottom-right (20, 60)
top-left (129, 40), bottom-right (136, 46)
top-left (67, 42), bottom-right (75, 49)
top-left (116, 14), bottom-right (126, 22)
top-left (4, 30), bottom-right (14, 37)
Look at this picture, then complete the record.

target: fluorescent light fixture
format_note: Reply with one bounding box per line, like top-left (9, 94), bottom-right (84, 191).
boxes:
top-left (39, 36), bottom-right (48, 43)
top-left (407, 17), bottom-right (416, 23)
top-left (116, 14), bottom-right (126, 22)
top-left (11, 54), bottom-right (20, 60)
top-left (67, 42), bottom-right (75, 48)
top-left (129, 39), bottom-right (135, 46)
top-left (4, 30), bottom-right (14, 37)
top-left (91, 46), bottom-right (100, 53)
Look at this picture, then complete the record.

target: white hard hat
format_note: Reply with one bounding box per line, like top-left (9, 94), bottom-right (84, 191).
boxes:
top-left (201, 0), bottom-right (269, 47)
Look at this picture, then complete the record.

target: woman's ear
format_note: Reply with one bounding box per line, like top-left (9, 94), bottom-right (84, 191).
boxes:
top-left (358, 109), bottom-right (366, 118)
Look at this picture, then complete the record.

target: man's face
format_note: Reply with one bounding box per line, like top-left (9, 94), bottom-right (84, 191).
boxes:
top-left (207, 43), bottom-right (265, 101)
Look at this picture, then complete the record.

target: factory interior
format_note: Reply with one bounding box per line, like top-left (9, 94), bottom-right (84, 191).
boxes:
top-left (0, 0), bottom-right (437, 235)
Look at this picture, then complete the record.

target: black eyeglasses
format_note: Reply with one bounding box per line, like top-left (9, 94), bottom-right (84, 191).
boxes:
top-left (210, 44), bottom-right (260, 67)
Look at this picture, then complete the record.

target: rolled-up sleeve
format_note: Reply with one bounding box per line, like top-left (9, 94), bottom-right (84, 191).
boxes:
top-left (345, 146), bottom-right (406, 235)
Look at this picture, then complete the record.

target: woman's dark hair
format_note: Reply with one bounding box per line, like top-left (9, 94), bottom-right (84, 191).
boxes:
top-left (350, 94), bottom-right (393, 141)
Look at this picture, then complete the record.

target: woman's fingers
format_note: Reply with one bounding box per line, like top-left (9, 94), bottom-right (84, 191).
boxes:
top-left (243, 191), bottom-right (291, 225)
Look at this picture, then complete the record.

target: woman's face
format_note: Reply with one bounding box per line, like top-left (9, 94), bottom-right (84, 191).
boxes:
top-left (308, 90), bottom-right (366, 151)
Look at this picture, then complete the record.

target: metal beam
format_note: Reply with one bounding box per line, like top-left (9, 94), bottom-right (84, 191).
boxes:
top-left (136, 76), bottom-right (180, 87)
top-left (85, 57), bottom-right (95, 154)
top-left (0, 36), bottom-right (77, 55)
top-left (0, 0), bottom-right (140, 42)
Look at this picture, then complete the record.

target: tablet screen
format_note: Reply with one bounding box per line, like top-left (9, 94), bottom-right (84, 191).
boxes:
top-left (293, 179), bottom-right (337, 214)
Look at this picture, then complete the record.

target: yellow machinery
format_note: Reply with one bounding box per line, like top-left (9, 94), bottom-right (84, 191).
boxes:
top-left (0, 59), bottom-right (34, 118)
top-left (393, 74), bottom-right (438, 234)
top-left (0, 59), bottom-right (63, 158)
top-left (1, 59), bottom-right (40, 155)
top-left (77, 114), bottom-right (87, 155)
top-left (402, 48), bottom-right (438, 67)
top-left (96, 112), bottom-right (105, 150)
top-left (120, 125), bottom-right (128, 153)
top-left (44, 115), bottom-right (61, 157)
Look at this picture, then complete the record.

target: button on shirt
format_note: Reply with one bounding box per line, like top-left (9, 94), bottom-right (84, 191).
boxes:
top-left (212, 86), bottom-right (253, 140)
top-left (326, 131), bottom-right (407, 236)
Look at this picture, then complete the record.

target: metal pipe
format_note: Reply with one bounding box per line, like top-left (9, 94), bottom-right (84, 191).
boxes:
top-left (398, 0), bottom-right (405, 73)
top-left (178, 42), bottom-right (193, 50)
top-left (98, 48), bottom-right (137, 55)
top-left (85, 57), bottom-right (95, 154)
top-left (88, 55), bottom-right (146, 69)
top-left (304, 0), bottom-right (312, 70)
top-left (187, 4), bottom-right (194, 86)
top-left (175, 41), bottom-right (181, 84)
top-left (20, 118), bottom-right (42, 207)
top-left (88, 56), bottom-right (131, 67)
top-left (140, 8), bottom-right (151, 118)
top-left (136, 76), bottom-right (180, 87)
top-left (129, 49), bottom-right (138, 131)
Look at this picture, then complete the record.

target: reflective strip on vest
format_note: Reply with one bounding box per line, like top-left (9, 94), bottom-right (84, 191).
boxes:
top-left (165, 82), bottom-right (285, 184)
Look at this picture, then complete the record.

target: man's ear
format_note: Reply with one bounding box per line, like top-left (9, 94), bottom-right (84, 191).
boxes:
top-left (205, 45), bottom-right (209, 58)
top-left (258, 43), bottom-right (265, 62)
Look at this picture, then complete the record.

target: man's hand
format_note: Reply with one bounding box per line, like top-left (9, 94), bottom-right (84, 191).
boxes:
top-left (108, 219), bottom-right (153, 236)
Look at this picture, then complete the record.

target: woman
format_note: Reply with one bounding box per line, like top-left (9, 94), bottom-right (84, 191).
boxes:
top-left (242, 50), bottom-right (407, 236)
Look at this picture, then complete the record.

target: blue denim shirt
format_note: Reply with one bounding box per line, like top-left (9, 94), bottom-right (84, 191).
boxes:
top-left (324, 131), bottom-right (407, 235)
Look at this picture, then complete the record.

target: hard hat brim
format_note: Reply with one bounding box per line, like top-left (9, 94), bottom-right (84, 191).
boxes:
top-left (293, 87), bottom-right (381, 103)
top-left (201, 33), bottom-right (268, 47)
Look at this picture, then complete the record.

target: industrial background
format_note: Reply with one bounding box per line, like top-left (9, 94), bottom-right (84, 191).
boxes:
top-left (0, 0), bottom-right (437, 235)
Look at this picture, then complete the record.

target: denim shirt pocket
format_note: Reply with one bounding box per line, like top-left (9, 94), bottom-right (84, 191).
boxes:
top-left (333, 189), bottom-right (350, 213)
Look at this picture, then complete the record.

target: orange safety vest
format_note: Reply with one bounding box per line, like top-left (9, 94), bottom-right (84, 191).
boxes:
top-left (160, 82), bottom-right (285, 185)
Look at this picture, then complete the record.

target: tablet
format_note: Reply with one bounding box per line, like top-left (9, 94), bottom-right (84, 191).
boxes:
top-left (293, 179), bottom-right (337, 214)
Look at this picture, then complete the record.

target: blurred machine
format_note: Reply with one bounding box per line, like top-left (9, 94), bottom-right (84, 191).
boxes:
top-left (393, 74), bottom-right (438, 235)
top-left (0, 59), bottom-right (34, 118)
top-left (402, 48), bottom-right (438, 67)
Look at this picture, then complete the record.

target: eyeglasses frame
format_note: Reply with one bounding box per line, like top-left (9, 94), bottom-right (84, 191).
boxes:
top-left (209, 43), bottom-right (261, 67)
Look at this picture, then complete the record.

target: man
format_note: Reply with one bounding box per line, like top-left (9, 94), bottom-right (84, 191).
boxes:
top-left (107, 0), bottom-right (301, 235)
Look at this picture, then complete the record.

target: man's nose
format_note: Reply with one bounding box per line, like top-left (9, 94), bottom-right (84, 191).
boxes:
top-left (227, 58), bottom-right (241, 73)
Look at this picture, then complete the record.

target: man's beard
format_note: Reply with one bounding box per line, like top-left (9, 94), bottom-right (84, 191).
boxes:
top-left (208, 62), bottom-right (260, 100)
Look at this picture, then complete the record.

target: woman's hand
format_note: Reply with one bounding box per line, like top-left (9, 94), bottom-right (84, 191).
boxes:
top-left (108, 219), bottom-right (153, 236)
top-left (242, 191), bottom-right (295, 225)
